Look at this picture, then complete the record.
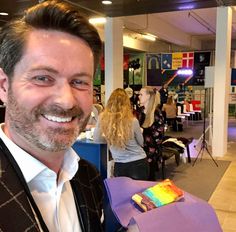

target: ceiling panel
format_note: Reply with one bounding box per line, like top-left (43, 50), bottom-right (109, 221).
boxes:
top-left (1, 0), bottom-right (235, 19)
top-left (1, 0), bottom-right (236, 49)
top-left (1, 0), bottom-right (235, 26)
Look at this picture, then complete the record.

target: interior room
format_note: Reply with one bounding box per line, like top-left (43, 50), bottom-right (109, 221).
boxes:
top-left (1, 0), bottom-right (236, 231)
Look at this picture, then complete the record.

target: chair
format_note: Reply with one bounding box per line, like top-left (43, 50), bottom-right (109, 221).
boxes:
top-left (191, 100), bottom-right (201, 110)
top-left (162, 111), bottom-right (177, 132)
top-left (160, 137), bottom-right (193, 179)
top-left (177, 106), bottom-right (189, 128)
top-left (190, 100), bottom-right (202, 120)
top-left (183, 104), bottom-right (195, 124)
top-left (160, 145), bottom-right (181, 179)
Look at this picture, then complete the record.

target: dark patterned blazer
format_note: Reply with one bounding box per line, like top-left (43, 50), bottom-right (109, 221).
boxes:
top-left (0, 138), bottom-right (104, 232)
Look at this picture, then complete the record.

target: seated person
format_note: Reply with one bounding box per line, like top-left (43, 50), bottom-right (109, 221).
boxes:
top-left (184, 99), bottom-right (190, 112)
top-left (162, 96), bottom-right (183, 131)
top-left (162, 96), bottom-right (178, 130)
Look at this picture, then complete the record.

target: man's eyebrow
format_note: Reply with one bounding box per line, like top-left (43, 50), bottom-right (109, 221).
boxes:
top-left (29, 66), bottom-right (59, 74)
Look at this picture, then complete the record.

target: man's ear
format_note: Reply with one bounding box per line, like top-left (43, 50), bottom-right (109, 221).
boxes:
top-left (0, 68), bottom-right (8, 104)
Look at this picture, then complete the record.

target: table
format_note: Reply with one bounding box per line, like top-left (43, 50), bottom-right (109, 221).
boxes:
top-left (104, 177), bottom-right (222, 232)
top-left (72, 139), bottom-right (108, 179)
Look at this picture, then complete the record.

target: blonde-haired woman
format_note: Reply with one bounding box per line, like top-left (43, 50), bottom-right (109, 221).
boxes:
top-left (137, 86), bottom-right (165, 180)
top-left (93, 88), bottom-right (149, 180)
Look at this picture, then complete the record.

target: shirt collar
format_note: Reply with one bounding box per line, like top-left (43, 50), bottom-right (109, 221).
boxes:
top-left (0, 123), bottom-right (80, 183)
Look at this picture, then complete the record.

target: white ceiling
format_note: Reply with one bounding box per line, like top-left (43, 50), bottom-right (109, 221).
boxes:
top-left (119, 6), bottom-right (236, 50)
top-left (1, 1), bottom-right (234, 51)
top-left (157, 8), bottom-right (218, 37)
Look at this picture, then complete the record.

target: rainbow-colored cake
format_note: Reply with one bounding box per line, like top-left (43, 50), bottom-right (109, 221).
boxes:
top-left (132, 179), bottom-right (184, 211)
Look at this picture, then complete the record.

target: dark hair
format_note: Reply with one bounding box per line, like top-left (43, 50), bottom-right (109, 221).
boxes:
top-left (162, 82), bottom-right (166, 87)
top-left (0, 0), bottom-right (102, 78)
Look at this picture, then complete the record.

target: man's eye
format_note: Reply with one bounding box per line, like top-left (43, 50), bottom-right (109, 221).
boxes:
top-left (71, 79), bottom-right (90, 89)
top-left (32, 76), bottom-right (53, 85)
top-left (34, 75), bottom-right (50, 82)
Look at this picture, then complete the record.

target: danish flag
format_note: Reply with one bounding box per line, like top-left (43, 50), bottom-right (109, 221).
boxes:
top-left (182, 52), bottom-right (194, 68)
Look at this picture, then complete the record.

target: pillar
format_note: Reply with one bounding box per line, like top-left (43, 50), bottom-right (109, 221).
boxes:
top-left (104, 17), bottom-right (123, 103)
top-left (212, 6), bottom-right (232, 156)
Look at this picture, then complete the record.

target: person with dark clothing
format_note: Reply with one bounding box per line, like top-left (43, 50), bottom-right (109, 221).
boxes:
top-left (175, 84), bottom-right (186, 113)
top-left (159, 83), bottom-right (169, 108)
top-left (137, 86), bottom-right (165, 181)
top-left (0, 1), bottom-right (104, 231)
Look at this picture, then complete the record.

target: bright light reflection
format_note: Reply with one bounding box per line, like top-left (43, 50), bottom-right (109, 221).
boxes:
top-left (177, 69), bottom-right (193, 75)
top-left (102, 0), bottom-right (112, 5)
top-left (0, 12), bottom-right (8, 16)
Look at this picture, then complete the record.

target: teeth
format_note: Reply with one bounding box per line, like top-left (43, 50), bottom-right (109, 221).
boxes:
top-left (44, 115), bottom-right (72, 122)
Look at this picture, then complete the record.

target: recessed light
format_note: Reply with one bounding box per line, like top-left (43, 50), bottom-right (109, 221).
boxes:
top-left (0, 12), bottom-right (8, 16)
top-left (89, 17), bottom-right (107, 25)
top-left (102, 1), bottom-right (112, 5)
top-left (141, 33), bottom-right (157, 41)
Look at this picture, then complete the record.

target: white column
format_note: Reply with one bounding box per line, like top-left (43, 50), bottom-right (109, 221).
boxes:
top-left (212, 7), bottom-right (232, 156)
top-left (104, 17), bottom-right (123, 103)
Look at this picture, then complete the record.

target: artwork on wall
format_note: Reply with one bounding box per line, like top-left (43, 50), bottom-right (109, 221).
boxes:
top-left (127, 54), bottom-right (145, 87)
top-left (161, 52), bottom-right (194, 70)
top-left (147, 51), bottom-right (212, 86)
top-left (96, 54), bottom-right (145, 90)
top-left (192, 52), bottom-right (211, 85)
top-left (94, 51), bottom-right (215, 89)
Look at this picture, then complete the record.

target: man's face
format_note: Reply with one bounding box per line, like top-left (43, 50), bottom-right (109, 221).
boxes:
top-left (0, 29), bottom-right (94, 153)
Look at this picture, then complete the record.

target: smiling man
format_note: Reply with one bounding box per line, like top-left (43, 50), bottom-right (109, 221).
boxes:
top-left (0, 1), bottom-right (103, 231)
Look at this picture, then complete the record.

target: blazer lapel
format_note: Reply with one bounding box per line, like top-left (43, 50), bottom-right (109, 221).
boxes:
top-left (0, 140), bottom-right (40, 231)
top-left (70, 159), bottom-right (104, 232)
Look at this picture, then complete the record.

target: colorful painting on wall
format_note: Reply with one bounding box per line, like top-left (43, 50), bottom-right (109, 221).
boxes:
top-left (147, 51), bottom-right (211, 86)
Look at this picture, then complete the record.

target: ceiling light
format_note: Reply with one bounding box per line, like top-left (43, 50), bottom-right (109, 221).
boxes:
top-left (178, 5), bottom-right (194, 10)
top-left (89, 17), bottom-right (107, 25)
top-left (141, 33), bottom-right (157, 41)
top-left (0, 12), bottom-right (8, 16)
top-left (102, 0), bottom-right (112, 5)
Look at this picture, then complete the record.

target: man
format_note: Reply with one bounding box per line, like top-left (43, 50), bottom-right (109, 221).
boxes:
top-left (0, 1), bottom-right (104, 231)
top-left (174, 83), bottom-right (186, 113)
top-left (159, 83), bottom-right (168, 109)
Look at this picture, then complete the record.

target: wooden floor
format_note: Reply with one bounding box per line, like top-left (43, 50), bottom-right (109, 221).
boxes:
top-left (209, 140), bottom-right (236, 232)
top-left (166, 118), bottom-right (236, 232)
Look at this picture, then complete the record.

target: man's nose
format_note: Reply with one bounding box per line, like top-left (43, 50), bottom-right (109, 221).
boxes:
top-left (54, 84), bottom-right (76, 109)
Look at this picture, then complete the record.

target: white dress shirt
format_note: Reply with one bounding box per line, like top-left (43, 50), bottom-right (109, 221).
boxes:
top-left (0, 124), bottom-right (81, 232)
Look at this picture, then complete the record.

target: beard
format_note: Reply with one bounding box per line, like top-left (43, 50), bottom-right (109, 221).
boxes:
top-left (6, 89), bottom-right (90, 152)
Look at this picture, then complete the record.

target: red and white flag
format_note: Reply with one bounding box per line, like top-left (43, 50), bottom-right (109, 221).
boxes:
top-left (182, 52), bottom-right (194, 68)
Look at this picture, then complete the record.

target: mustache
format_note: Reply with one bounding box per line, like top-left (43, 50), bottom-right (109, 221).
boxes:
top-left (36, 105), bottom-right (85, 118)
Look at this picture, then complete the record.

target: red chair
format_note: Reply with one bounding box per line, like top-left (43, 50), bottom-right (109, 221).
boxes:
top-left (190, 100), bottom-right (202, 120)
top-left (191, 100), bottom-right (201, 111)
